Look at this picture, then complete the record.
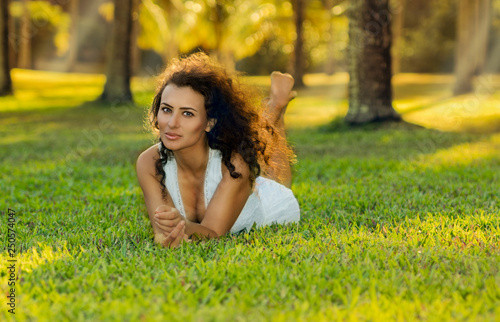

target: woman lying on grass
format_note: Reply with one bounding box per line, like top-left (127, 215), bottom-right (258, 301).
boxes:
top-left (136, 53), bottom-right (300, 248)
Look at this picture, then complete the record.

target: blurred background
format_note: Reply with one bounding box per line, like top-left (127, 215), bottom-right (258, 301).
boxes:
top-left (1, 0), bottom-right (500, 129)
top-left (5, 0), bottom-right (500, 76)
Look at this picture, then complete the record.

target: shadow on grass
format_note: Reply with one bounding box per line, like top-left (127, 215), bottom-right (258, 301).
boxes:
top-left (290, 116), bottom-right (497, 161)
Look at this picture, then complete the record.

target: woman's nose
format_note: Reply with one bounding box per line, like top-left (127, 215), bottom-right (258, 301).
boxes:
top-left (167, 112), bottom-right (180, 128)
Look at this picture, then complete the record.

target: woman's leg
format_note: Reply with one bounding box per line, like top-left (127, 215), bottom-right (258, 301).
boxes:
top-left (262, 72), bottom-right (296, 188)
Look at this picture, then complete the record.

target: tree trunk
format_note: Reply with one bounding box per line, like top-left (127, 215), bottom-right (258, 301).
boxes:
top-left (18, 0), bottom-right (31, 69)
top-left (325, 0), bottom-right (335, 75)
top-left (346, 0), bottom-right (400, 124)
top-left (65, 0), bottom-right (79, 72)
top-left (454, 0), bottom-right (491, 95)
top-left (454, 0), bottom-right (475, 95)
top-left (391, 0), bottom-right (405, 74)
top-left (130, 0), bottom-right (140, 76)
top-left (99, 0), bottom-right (134, 103)
top-left (7, 0), bottom-right (15, 69)
top-left (292, 0), bottom-right (305, 87)
top-left (161, 0), bottom-right (179, 65)
top-left (476, 0), bottom-right (491, 74)
top-left (0, 0), bottom-right (12, 96)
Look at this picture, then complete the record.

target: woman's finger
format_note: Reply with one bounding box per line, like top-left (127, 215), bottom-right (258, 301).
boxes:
top-left (155, 205), bottom-right (171, 213)
top-left (156, 218), bottom-right (178, 227)
top-left (155, 210), bottom-right (180, 221)
top-left (156, 218), bottom-right (180, 233)
top-left (170, 225), bottom-right (186, 248)
top-left (162, 221), bottom-right (185, 248)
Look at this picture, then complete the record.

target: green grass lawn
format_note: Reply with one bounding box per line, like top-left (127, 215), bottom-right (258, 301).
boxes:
top-left (1, 70), bottom-right (499, 321)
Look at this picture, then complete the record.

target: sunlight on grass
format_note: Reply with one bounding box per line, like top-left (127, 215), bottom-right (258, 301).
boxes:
top-left (402, 93), bottom-right (500, 132)
top-left (1, 70), bottom-right (500, 320)
top-left (3, 70), bottom-right (500, 133)
top-left (2, 69), bottom-right (157, 112)
top-left (395, 74), bottom-right (500, 132)
top-left (19, 243), bottom-right (73, 273)
top-left (12, 68), bottom-right (105, 88)
top-left (415, 133), bottom-right (500, 169)
top-left (0, 243), bottom-right (72, 286)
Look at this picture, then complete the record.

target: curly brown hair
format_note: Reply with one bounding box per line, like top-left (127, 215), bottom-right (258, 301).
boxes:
top-left (148, 52), bottom-right (292, 197)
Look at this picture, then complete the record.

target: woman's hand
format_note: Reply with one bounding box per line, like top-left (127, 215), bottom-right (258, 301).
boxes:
top-left (154, 221), bottom-right (190, 248)
top-left (154, 205), bottom-right (184, 234)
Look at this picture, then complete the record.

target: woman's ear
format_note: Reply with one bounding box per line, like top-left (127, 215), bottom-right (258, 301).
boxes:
top-left (206, 119), bottom-right (217, 132)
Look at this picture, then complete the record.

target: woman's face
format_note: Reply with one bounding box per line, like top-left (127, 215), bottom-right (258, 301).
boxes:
top-left (157, 84), bottom-right (212, 152)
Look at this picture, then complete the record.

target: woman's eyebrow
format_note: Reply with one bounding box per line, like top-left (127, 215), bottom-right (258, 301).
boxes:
top-left (179, 107), bottom-right (197, 112)
top-left (160, 102), bottom-right (197, 112)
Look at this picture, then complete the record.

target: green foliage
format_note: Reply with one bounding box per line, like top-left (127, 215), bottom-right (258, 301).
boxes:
top-left (0, 71), bottom-right (499, 321)
top-left (137, 0), bottom-right (279, 61)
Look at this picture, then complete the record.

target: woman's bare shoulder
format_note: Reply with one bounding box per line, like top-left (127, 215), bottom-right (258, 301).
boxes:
top-left (136, 144), bottom-right (160, 176)
top-left (221, 152), bottom-right (251, 180)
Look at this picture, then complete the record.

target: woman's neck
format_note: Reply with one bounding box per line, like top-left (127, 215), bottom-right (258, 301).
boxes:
top-left (173, 143), bottom-right (210, 175)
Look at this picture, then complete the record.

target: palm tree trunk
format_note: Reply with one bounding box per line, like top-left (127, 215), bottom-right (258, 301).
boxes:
top-left (391, 0), bottom-right (405, 75)
top-left (346, 0), bottom-right (400, 124)
top-left (18, 0), bottom-right (31, 69)
top-left (65, 0), bottom-right (79, 72)
top-left (0, 0), bottom-right (13, 95)
top-left (292, 0), bottom-right (305, 87)
top-left (99, 0), bottom-right (134, 103)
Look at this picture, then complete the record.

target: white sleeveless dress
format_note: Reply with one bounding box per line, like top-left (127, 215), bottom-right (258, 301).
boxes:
top-left (162, 147), bottom-right (300, 233)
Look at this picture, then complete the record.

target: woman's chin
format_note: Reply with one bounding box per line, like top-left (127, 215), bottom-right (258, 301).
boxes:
top-left (164, 140), bottom-right (188, 152)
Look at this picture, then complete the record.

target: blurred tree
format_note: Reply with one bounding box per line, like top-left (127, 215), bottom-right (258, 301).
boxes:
top-left (238, 0), bottom-right (349, 75)
top-left (1, 0), bottom-right (12, 96)
top-left (291, 0), bottom-right (305, 87)
top-left (65, 0), bottom-right (79, 72)
top-left (136, 0), bottom-right (277, 70)
top-left (323, 0), bottom-right (339, 75)
top-left (158, 0), bottom-right (182, 62)
top-left (18, 0), bottom-right (30, 68)
top-left (130, 0), bottom-right (140, 75)
top-left (236, 0), bottom-right (295, 74)
top-left (454, 0), bottom-right (491, 95)
top-left (399, 1), bottom-right (456, 73)
top-left (99, 0), bottom-right (134, 103)
top-left (391, 0), bottom-right (405, 74)
top-left (9, 1), bottom-right (71, 68)
top-left (137, 0), bottom-right (183, 64)
top-left (196, 0), bottom-right (277, 69)
top-left (346, 0), bottom-right (400, 124)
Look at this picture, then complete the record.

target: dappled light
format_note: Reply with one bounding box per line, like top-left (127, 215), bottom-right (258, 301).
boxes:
top-left (3, 243), bottom-right (73, 274)
top-left (414, 133), bottom-right (500, 169)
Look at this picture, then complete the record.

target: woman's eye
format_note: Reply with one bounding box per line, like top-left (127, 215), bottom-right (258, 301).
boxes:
top-left (183, 111), bottom-right (194, 117)
top-left (161, 107), bottom-right (171, 113)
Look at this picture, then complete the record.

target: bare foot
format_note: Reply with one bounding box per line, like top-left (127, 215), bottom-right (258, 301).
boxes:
top-left (265, 72), bottom-right (296, 124)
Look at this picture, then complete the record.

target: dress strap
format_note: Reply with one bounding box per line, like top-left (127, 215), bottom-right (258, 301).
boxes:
top-left (204, 148), bottom-right (223, 208)
top-left (163, 156), bottom-right (186, 218)
top-left (204, 148), bottom-right (215, 208)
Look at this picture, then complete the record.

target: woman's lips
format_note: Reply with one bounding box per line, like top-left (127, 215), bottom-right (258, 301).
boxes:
top-left (165, 132), bottom-right (181, 140)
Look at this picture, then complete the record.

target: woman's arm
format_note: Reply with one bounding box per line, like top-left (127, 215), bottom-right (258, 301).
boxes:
top-left (136, 145), bottom-right (220, 243)
top-left (153, 152), bottom-right (253, 239)
top-left (136, 145), bottom-right (184, 244)
top-left (186, 152), bottom-right (253, 238)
